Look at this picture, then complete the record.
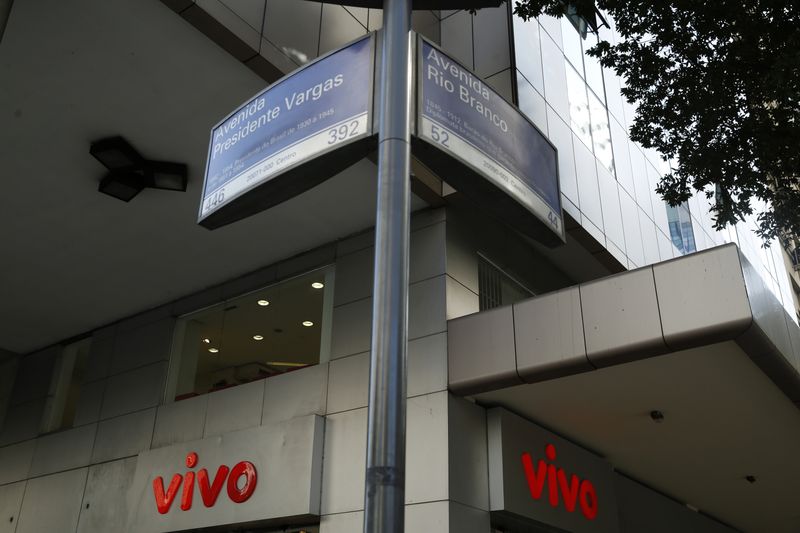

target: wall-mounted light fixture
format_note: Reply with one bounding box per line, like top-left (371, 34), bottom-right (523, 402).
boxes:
top-left (90, 136), bottom-right (187, 202)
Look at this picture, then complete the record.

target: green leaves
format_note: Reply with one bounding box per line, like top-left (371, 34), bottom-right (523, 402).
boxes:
top-left (514, 0), bottom-right (800, 242)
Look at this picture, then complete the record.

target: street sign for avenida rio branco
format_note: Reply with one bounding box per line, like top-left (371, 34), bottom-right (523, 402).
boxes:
top-left (198, 34), bottom-right (375, 229)
top-left (415, 37), bottom-right (564, 246)
top-left (198, 31), bottom-right (562, 246)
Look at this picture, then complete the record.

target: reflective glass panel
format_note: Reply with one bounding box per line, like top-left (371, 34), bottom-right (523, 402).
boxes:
top-left (589, 91), bottom-right (614, 175)
top-left (583, 49), bottom-right (605, 100)
top-left (565, 64), bottom-right (593, 149)
top-left (666, 202), bottom-right (697, 255)
top-left (561, 16), bottom-right (584, 72)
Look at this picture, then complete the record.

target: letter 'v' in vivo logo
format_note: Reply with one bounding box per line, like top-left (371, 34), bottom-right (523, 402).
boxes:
top-left (521, 444), bottom-right (598, 520)
top-left (153, 452), bottom-right (258, 514)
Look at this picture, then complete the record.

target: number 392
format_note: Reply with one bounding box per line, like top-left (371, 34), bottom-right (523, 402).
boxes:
top-left (327, 120), bottom-right (359, 144)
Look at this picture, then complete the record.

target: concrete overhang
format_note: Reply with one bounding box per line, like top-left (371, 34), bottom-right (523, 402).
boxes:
top-left (448, 243), bottom-right (800, 532)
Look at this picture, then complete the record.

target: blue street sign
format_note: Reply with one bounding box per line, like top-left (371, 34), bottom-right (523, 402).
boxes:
top-left (416, 37), bottom-right (564, 243)
top-left (199, 35), bottom-right (374, 227)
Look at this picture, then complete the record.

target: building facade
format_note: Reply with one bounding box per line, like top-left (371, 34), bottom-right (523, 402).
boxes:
top-left (0, 1), bottom-right (799, 533)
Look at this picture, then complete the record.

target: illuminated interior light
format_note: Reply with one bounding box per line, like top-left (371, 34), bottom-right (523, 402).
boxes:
top-left (202, 338), bottom-right (210, 344)
top-left (257, 299), bottom-right (270, 306)
top-left (253, 335), bottom-right (264, 341)
top-left (302, 321), bottom-right (314, 327)
top-left (311, 282), bottom-right (324, 289)
top-left (208, 347), bottom-right (219, 353)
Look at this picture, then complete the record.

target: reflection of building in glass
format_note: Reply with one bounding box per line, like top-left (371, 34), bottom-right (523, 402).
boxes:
top-left (1, 3), bottom-right (798, 533)
top-left (666, 202), bottom-right (697, 255)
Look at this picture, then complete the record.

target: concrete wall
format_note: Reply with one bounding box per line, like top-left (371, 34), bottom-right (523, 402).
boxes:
top-left (0, 208), bottom-right (493, 533)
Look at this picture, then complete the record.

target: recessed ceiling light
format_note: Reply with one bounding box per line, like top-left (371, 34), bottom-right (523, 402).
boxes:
top-left (202, 338), bottom-right (210, 344)
top-left (311, 282), bottom-right (324, 289)
top-left (302, 321), bottom-right (314, 327)
top-left (208, 347), bottom-right (219, 353)
top-left (253, 335), bottom-right (264, 341)
top-left (257, 299), bottom-right (270, 306)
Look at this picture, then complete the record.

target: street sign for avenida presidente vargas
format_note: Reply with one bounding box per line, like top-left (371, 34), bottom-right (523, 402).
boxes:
top-left (198, 34), bottom-right (375, 229)
top-left (415, 36), bottom-right (564, 245)
top-left (198, 30), bottom-right (563, 247)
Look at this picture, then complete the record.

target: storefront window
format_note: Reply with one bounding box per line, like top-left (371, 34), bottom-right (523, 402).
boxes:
top-left (167, 268), bottom-right (333, 401)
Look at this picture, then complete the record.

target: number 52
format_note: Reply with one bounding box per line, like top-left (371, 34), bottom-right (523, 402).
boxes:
top-left (430, 125), bottom-right (449, 147)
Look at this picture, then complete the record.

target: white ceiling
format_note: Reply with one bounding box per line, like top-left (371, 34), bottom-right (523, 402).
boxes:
top-left (0, 0), bottom-right (390, 353)
top-left (477, 341), bottom-right (800, 533)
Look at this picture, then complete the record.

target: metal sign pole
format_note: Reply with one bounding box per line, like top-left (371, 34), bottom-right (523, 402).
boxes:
top-left (363, 0), bottom-right (412, 532)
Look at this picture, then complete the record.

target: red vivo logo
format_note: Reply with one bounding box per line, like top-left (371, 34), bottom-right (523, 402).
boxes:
top-left (153, 452), bottom-right (258, 514)
top-left (521, 444), bottom-right (598, 520)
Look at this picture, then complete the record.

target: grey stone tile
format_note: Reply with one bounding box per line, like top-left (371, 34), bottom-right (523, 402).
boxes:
top-left (110, 318), bottom-right (174, 376)
top-left (77, 457), bottom-right (137, 533)
top-left (262, 364), bottom-right (327, 424)
top-left (91, 408), bottom-right (156, 464)
top-left (100, 362), bottom-right (166, 420)
top-left (204, 379), bottom-right (264, 437)
top-left (30, 424), bottom-right (96, 477)
top-left (0, 440), bottom-right (34, 485)
top-left (0, 481), bottom-right (25, 533)
top-left (326, 353), bottom-right (368, 414)
top-left (73, 380), bottom-right (106, 427)
top-left (15, 468), bottom-right (87, 533)
top-left (151, 394), bottom-right (207, 449)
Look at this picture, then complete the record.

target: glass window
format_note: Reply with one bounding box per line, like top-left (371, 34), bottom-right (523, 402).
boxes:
top-left (561, 16), bottom-right (584, 72)
top-left (583, 49), bottom-right (605, 100)
top-left (588, 91), bottom-right (614, 175)
top-left (516, 74), bottom-right (548, 130)
top-left (512, 14), bottom-right (544, 93)
top-left (565, 64), bottom-right (593, 149)
top-left (167, 269), bottom-right (334, 401)
top-left (478, 256), bottom-right (534, 311)
top-left (666, 203), bottom-right (697, 255)
top-left (557, 2), bottom-right (616, 180)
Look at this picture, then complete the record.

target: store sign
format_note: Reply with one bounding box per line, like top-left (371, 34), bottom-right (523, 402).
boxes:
top-left (126, 416), bottom-right (324, 532)
top-left (199, 35), bottom-right (375, 229)
top-left (521, 443), bottom-right (598, 520)
top-left (488, 408), bottom-right (619, 533)
top-left (415, 37), bottom-right (564, 246)
top-left (152, 451), bottom-right (257, 514)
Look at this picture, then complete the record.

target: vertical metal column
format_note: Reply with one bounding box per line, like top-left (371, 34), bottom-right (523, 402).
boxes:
top-left (363, 0), bottom-right (412, 532)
